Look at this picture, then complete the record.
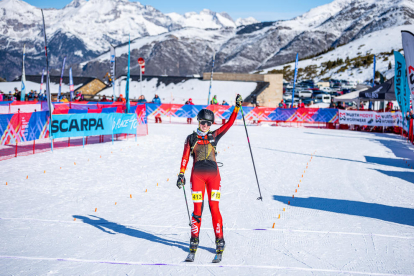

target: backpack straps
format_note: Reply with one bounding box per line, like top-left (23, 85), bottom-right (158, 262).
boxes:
top-left (190, 131), bottom-right (217, 156)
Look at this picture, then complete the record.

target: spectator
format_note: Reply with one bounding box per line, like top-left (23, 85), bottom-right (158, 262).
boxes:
top-left (137, 95), bottom-right (147, 103)
top-left (329, 99), bottom-right (336, 108)
top-left (359, 102), bottom-right (364, 110)
top-left (100, 95), bottom-right (108, 102)
top-left (34, 91), bottom-right (39, 101)
top-left (337, 102), bottom-right (345, 110)
top-left (222, 100), bottom-right (229, 106)
top-left (118, 94), bottom-right (126, 103)
top-left (185, 98), bottom-right (194, 105)
top-left (210, 95), bottom-right (218, 105)
top-left (0, 91), bottom-right (3, 101)
top-left (185, 98), bottom-right (194, 124)
top-left (385, 101), bottom-right (393, 112)
top-left (278, 100), bottom-right (286, 108)
top-left (111, 95), bottom-right (114, 102)
top-left (8, 91), bottom-right (14, 101)
top-left (298, 99), bottom-right (305, 108)
top-left (152, 94), bottom-right (161, 104)
top-left (61, 96), bottom-right (69, 103)
top-left (28, 90), bottom-right (34, 100)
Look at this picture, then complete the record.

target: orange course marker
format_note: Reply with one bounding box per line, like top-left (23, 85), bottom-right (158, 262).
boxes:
top-left (60, 167), bottom-right (62, 169)
top-left (295, 189), bottom-right (297, 193)
top-left (145, 189), bottom-right (147, 192)
top-left (26, 175), bottom-right (28, 179)
top-left (74, 218), bottom-right (76, 221)
top-left (44, 170), bottom-right (46, 173)
top-left (100, 156), bottom-right (101, 158)
top-left (278, 214), bottom-right (281, 219)
top-left (167, 178), bottom-right (169, 181)
top-left (95, 208), bottom-right (97, 212)
top-left (74, 162), bottom-right (76, 165)
top-left (157, 183), bottom-right (159, 186)
top-left (130, 194), bottom-right (132, 198)
top-left (115, 202), bottom-right (117, 205)
top-left (273, 222), bottom-right (276, 227)
top-left (283, 208), bottom-right (285, 211)
top-left (6, 182), bottom-right (7, 185)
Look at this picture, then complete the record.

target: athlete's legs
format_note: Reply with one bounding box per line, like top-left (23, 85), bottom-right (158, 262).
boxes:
top-left (206, 172), bottom-right (223, 239)
top-left (190, 172), bottom-right (206, 238)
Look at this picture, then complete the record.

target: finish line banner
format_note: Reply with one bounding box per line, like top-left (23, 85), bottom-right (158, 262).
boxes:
top-left (338, 110), bottom-right (403, 127)
top-left (51, 113), bottom-right (139, 139)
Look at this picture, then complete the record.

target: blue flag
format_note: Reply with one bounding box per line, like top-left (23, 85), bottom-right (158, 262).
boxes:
top-left (394, 51), bottom-right (410, 130)
top-left (125, 35), bottom-right (131, 113)
top-left (291, 53), bottom-right (299, 106)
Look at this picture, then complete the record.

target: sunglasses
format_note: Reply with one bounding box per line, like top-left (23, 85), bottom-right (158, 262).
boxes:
top-left (199, 120), bottom-right (212, 126)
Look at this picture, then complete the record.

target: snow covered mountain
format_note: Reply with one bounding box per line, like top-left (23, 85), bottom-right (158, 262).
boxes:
top-left (1, 0), bottom-right (413, 82)
top-left (0, 0), bottom-right (257, 80)
top-left (74, 0), bottom-right (414, 81)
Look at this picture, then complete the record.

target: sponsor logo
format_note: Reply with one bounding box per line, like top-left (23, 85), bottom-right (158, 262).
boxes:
top-left (339, 112), bottom-right (346, 119)
top-left (375, 114), bottom-right (382, 123)
top-left (216, 223), bottom-right (221, 234)
top-left (409, 65), bottom-right (414, 86)
top-left (51, 118), bottom-right (104, 134)
top-left (191, 219), bottom-right (199, 234)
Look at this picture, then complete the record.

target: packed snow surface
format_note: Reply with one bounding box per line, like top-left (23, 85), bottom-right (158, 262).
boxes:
top-left (1, 124), bottom-right (414, 275)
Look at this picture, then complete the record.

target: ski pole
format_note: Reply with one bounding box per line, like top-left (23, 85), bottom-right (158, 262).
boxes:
top-left (182, 186), bottom-right (192, 226)
top-left (240, 106), bottom-right (263, 201)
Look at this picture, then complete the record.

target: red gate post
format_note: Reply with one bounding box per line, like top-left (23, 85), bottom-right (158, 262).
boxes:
top-left (33, 140), bottom-right (35, 154)
top-left (68, 137), bottom-right (70, 147)
top-left (15, 141), bottom-right (18, 157)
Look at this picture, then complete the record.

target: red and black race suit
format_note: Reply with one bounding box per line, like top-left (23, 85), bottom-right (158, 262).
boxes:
top-left (179, 107), bottom-right (239, 239)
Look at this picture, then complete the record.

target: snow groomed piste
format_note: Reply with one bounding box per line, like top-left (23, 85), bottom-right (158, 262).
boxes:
top-left (1, 122), bottom-right (414, 275)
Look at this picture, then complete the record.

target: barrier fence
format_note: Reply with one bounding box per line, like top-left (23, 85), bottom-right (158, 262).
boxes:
top-left (1, 102), bottom-right (413, 161)
top-left (0, 103), bottom-right (147, 161)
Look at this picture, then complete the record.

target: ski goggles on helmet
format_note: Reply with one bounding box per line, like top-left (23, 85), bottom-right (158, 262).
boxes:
top-left (199, 120), bottom-right (212, 126)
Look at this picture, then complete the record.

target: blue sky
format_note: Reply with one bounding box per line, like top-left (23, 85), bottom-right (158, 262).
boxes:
top-left (25, 0), bottom-right (333, 22)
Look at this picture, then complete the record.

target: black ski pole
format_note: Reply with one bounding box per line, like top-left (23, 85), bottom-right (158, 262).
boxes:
top-left (182, 186), bottom-right (192, 226)
top-left (240, 106), bottom-right (263, 201)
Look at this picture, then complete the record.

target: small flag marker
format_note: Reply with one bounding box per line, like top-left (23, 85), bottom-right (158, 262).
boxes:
top-left (167, 178), bottom-right (169, 181)
top-left (74, 162), bottom-right (76, 165)
top-left (74, 218), bottom-right (76, 221)
top-left (95, 208), bottom-right (97, 212)
top-left (145, 189), bottom-right (147, 192)
top-left (100, 156), bottom-right (101, 158)
top-left (130, 194), bottom-right (132, 198)
top-left (6, 182), bottom-right (7, 185)
top-left (273, 222), bottom-right (276, 227)
top-left (295, 189), bottom-right (297, 193)
top-left (60, 167), bottom-right (62, 169)
top-left (26, 175), bottom-right (28, 179)
top-left (115, 202), bottom-right (117, 205)
top-left (44, 170), bottom-right (46, 173)
top-left (283, 208), bottom-right (285, 211)
top-left (298, 184), bottom-right (300, 187)
top-left (278, 214), bottom-right (281, 219)
top-left (157, 183), bottom-right (158, 186)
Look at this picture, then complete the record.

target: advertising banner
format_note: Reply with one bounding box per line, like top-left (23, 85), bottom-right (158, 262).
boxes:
top-left (338, 110), bottom-right (402, 127)
top-left (401, 31), bottom-right (414, 99)
top-left (50, 113), bottom-right (138, 139)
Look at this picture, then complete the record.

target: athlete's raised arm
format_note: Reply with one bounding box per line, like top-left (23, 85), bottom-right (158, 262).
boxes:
top-left (214, 94), bottom-right (243, 141)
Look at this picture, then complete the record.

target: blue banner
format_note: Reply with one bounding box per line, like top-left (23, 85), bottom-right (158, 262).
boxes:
top-left (51, 113), bottom-right (138, 139)
top-left (394, 51), bottom-right (410, 130)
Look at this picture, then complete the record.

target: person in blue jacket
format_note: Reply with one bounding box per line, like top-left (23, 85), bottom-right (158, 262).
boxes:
top-left (152, 94), bottom-right (161, 104)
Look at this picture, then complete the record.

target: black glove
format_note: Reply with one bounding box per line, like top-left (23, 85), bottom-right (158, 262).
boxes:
top-left (235, 94), bottom-right (243, 107)
top-left (177, 173), bottom-right (186, 189)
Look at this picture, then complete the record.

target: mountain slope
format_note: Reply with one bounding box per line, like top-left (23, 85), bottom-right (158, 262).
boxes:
top-left (1, 0), bottom-right (413, 82)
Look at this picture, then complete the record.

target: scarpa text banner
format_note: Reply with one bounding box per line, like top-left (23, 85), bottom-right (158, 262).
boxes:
top-left (338, 110), bottom-right (403, 127)
top-left (51, 113), bottom-right (139, 138)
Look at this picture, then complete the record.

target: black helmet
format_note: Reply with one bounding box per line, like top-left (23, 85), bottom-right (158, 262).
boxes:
top-left (197, 109), bottom-right (214, 122)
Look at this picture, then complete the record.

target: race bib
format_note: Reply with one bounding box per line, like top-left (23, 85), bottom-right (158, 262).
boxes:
top-left (211, 190), bottom-right (221, 201)
top-left (192, 191), bottom-right (203, 203)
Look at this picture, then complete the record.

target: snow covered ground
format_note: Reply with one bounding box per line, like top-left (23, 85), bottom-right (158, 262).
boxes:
top-left (1, 123), bottom-right (414, 275)
top-left (99, 78), bottom-right (257, 105)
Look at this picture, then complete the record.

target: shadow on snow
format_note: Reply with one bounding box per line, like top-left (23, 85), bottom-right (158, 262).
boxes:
top-left (273, 195), bottom-right (414, 227)
top-left (73, 215), bottom-right (215, 253)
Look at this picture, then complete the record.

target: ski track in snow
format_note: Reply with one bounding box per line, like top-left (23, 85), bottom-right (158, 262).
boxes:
top-left (1, 123), bottom-right (414, 275)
